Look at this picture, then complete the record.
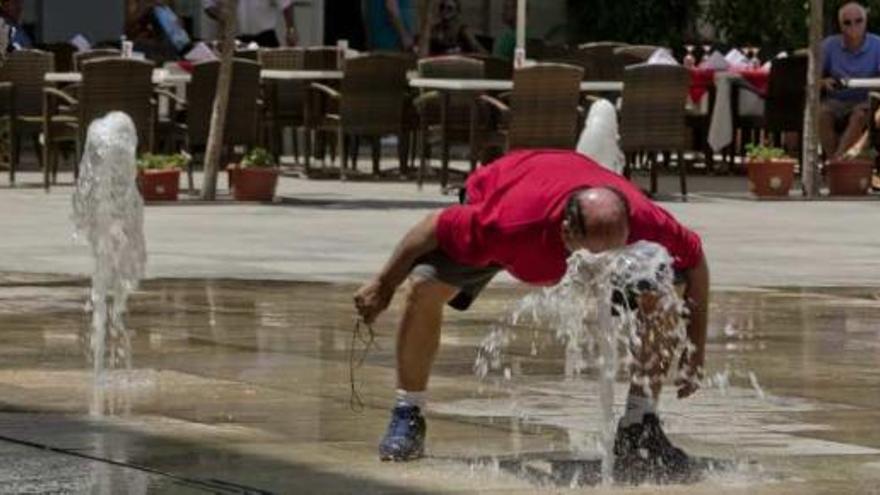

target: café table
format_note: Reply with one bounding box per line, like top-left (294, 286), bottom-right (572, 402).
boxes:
top-left (408, 77), bottom-right (624, 188)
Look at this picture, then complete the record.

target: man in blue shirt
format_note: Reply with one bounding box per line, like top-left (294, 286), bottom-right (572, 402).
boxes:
top-left (365, 0), bottom-right (416, 52)
top-left (820, 2), bottom-right (880, 159)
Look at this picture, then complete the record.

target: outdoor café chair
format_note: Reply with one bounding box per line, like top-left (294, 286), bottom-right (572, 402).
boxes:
top-left (0, 49), bottom-right (55, 184)
top-left (308, 52), bottom-right (414, 177)
top-left (471, 63), bottom-right (583, 165)
top-left (42, 57), bottom-right (155, 190)
top-left (619, 63), bottom-right (691, 199)
top-left (413, 55), bottom-right (485, 188)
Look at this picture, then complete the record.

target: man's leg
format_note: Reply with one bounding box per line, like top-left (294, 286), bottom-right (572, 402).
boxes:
top-left (379, 275), bottom-right (457, 462)
top-left (379, 251), bottom-right (498, 462)
top-left (396, 276), bottom-right (458, 392)
top-left (834, 102), bottom-right (871, 158)
top-left (819, 101), bottom-right (840, 159)
top-left (614, 284), bottom-right (691, 483)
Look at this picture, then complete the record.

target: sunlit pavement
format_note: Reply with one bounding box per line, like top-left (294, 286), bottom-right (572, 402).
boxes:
top-left (0, 170), bottom-right (879, 493)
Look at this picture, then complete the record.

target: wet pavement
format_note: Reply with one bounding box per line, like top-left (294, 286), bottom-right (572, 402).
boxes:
top-left (0, 275), bottom-right (878, 493)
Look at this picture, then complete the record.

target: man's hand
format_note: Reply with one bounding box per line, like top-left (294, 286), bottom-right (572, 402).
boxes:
top-left (821, 77), bottom-right (840, 92)
top-left (286, 29), bottom-right (298, 46)
top-left (674, 350), bottom-right (703, 399)
top-left (354, 278), bottom-right (394, 325)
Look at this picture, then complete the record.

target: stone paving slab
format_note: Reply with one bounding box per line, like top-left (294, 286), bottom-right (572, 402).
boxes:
top-left (1, 171), bottom-right (879, 288)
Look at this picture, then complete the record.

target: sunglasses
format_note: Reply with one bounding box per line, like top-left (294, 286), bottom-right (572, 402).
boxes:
top-left (843, 17), bottom-right (865, 27)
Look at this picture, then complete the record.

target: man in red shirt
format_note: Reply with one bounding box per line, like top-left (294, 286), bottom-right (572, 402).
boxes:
top-left (354, 150), bottom-right (709, 483)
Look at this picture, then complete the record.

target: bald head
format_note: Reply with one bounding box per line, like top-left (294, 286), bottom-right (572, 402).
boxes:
top-left (839, 2), bottom-right (868, 45)
top-left (562, 187), bottom-right (630, 253)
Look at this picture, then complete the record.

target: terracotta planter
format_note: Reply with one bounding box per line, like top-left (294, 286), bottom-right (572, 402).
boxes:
top-left (137, 168), bottom-right (180, 201)
top-left (826, 158), bottom-right (873, 196)
top-left (228, 165), bottom-right (279, 201)
top-left (746, 158), bottom-right (796, 197)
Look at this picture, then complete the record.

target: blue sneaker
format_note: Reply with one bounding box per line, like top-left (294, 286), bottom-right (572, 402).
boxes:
top-left (378, 405), bottom-right (426, 461)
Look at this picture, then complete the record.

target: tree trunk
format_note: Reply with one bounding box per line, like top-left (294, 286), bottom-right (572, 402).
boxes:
top-left (201, 0), bottom-right (238, 200)
top-left (802, 0), bottom-right (823, 197)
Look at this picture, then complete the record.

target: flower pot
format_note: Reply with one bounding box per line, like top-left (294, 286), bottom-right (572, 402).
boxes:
top-left (826, 158), bottom-right (873, 196)
top-left (229, 166), bottom-right (279, 201)
top-left (137, 168), bottom-right (180, 201)
top-left (746, 158), bottom-right (796, 197)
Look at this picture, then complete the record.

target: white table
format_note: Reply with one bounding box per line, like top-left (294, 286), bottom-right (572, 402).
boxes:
top-left (409, 77), bottom-right (623, 93)
top-left (45, 70), bottom-right (191, 85)
top-left (845, 78), bottom-right (880, 89)
top-left (45, 69), bottom-right (346, 85)
top-left (707, 71), bottom-right (766, 152)
top-left (260, 69), bottom-right (343, 80)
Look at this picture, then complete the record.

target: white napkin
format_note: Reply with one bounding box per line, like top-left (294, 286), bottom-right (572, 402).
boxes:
top-left (700, 51), bottom-right (729, 70)
top-left (576, 99), bottom-right (625, 174)
top-left (724, 48), bottom-right (749, 68)
top-left (184, 42), bottom-right (218, 62)
top-left (647, 48), bottom-right (680, 66)
top-left (69, 34), bottom-right (91, 52)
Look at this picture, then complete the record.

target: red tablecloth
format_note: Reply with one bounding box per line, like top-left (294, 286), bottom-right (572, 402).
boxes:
top-left (689, 67), bottom-right (769, 103)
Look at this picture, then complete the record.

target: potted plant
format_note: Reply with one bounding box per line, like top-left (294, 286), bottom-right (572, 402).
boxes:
top-left (826, 148), bottom-right (874, 196)
top-left (136, 153), bottom-right (187, 202)
top-left (745, 143), bottom-right (796, 198)
top-left (228, 147), bottom-right (279, 202)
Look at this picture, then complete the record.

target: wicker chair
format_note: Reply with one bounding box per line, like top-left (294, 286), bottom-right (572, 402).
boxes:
top-left (303, 46), bottom-right (341, 166)
top-left (614, 45), bottom-right (662, 68)
top-left (42, 58), bottom-right (155, 190)
top-left (733, 54), bottom-right (808, 163)
top-left (414, 55), bottom-right (485, 188)
top-left (308, 53), bottom-right (413, 177)
top-left (472, 63), bottom-right (584, 164)
top-left (619, 63), bottom-right (691, 199)
top-left (575, 41), bottom-right (628, 80)
top-left (0, 49), bottom-right (55, 184)
top-left (259, 47), bottom-right (306, 163)
top-left (72, 49), bottom-right (121, 70)
top-left (39, 42), bottom-right (75, 72)
top-left (166, 58), bottom-right (262, 190)
top-left (465, 53), bottom-right (512, 80)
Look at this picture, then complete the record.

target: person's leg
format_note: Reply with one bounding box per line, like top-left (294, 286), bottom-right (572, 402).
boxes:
top-left (614, 281), bottom-right (691, 483)
top-left (834, 102), bottom-right (871, 158)
top-left (819, 100), bottom-right (841, 159)
top-left (396, 275), bottom-right (459, 392)
top-left (379, 252), bottom-right (498, 461)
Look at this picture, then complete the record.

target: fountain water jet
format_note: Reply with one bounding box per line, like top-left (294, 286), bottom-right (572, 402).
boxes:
top-left (477, 241), bottom-right (690, 485)
top-left (72, 112), bottom-right (146, 416)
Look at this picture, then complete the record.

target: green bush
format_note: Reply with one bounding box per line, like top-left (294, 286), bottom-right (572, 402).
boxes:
top-left (705, 0), bottom-right (880, 54)
top-left (565, 0), bottom-right (701, 48)
top-left (745, 143), bottom-right (789, 161)
top-left (137, 153), bottom-right (189, 171)
top-left (240, 147), bottom-right (276, 168)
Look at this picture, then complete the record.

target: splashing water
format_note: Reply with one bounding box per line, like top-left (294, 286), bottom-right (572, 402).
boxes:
top-left (476, 241), bottom-right (690, 485)
top-left (72, 112), bottom-right (147, 416)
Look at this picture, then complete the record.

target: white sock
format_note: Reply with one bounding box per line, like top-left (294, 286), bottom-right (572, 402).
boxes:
top-left (395, 389), bottom-right (426, 410)
top-left (620, 393), bottom-right (656, 427)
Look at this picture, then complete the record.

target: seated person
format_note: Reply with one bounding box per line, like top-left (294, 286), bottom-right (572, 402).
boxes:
top-left (125, 0), bottom-right (186, 61)
top-left (426, 0), bottom-right (485, 55)
top-left (0, 0), bottom-right (32, 49)
top-left (820, 2), bottom-right (880, 159)
top-left (491, 0), bottom-right (516, 60)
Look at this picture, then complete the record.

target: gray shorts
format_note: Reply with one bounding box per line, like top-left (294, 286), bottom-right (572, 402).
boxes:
top-left (411, 250), bottom-right (500, 311)
top-left (823, 98), bottom-right (870, 125)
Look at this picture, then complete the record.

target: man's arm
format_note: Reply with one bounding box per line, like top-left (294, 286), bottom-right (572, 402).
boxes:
top-left (384, 0), bottom-right (414, 51)
top-left (203, 0), bottom-right (220, 21)
top-left (281, 3), bottom-right (297, 45)
top-left (354, 211), bottom-right (441, 324)
top-left (675, 253), bottom-right (709, 398)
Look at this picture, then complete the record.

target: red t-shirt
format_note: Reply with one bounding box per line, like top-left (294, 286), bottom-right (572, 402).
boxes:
top-left (435, 150), bottom-right (704, 285)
